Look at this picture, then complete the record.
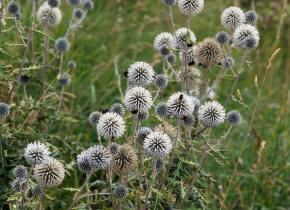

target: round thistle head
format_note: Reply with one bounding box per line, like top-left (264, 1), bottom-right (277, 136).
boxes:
top-left (57, 72), bottom-right (71, 86)
top-left (167, 92), bottom-right (195, 117)
top-left (87, 145), bottom-right (111, 169)
top-left (12, 178), bottom-right (29, 192)
top-left (77, 150), bottom-right (92, 173)
top-left (18, 74), bottom-right (31, 85)
top-left (222, 57), bottom-right (235, 69)
top-left (245, 10), bottom-right (258, 24)
top-left (67, 60), bottom-right (76, 70)
top-left (34, 158), bottom-right (65, 188)
top-left (216, 31), bottom-right (230, 45)
top-left (144, 132), bottom-right (172, 158)
top-left (179, 46), bottom-right (198, 66)
top-left (73, 8), bottom-right (84, 19)
top-left (110, 103), bottom-right (125, 116)
top-left (83, 0), bottom-right (94, 10)
top-left (67, 0), bottom-right (82, 5)
top-left (155, 102), bottom-right (170, 118)
top-left (173, 28), bottom-right (196, 49)
top-left (113, 184), bottom-right (128, 200)
top-left (190, 96), bottom-right (200, 113)
top-left (7, 1), bottom-right (20, 15)
top-left (31, 185), bottom-right (43, 197)
top-left (226, 110), bottom-right (242, 125)
top-left (127, 62), bottom-right (155, 87)
top-left (153, 32), bottom-right (174, 54)
top-left (0, 103), bottom-right (10, 117)
top-left (137, 110), bottom-right (149, 121)
top-left (13, 165), bottom-right (28, 180)
top-left (109, 142), bottom-right (120, 155)
top-left (88, 111), bottom-right (101, 126)
top-left (97, 112), bottom-right (125, 139)
top-left (125, 86), bottom-right (153, 113)
top-left (198, 101), bottom-right (225, 127)
top-left (244, 36), bottom-right (258, 50)
top-left (233, 24), bottom-right (259, 48)
top-left (37, 2), bottom-right (62, 28)
top-left (47, 0), bottom-right (60, 8)
top-left (24, 142), bottom-right (50, 165)
top-left (221, 6), bottom-right (245, 30)
top-left (55, 37), bottom-right (70, 52)
top-left (112, 144), bottom-right (137, 173)
top-left (196, 38), bottom-right (222, 68)
top-left (14, 12), bottom-right (22, 20)
top-left (159, 46), bottom-right (170, 56)
top-left (136, 127), bottom-right (153, 144)
top-left (181, 113), bottom-right (195, 126)
top-left (166, 52), bottom-right (177, 63)
top-left (162, 0), bottom-right (176, 6)
top-left (178, 0), bottom-right (204, 16)
top-left (154, 74), bottom-right (168, 89)
top-left (154, 158), bottom-right (165, 172)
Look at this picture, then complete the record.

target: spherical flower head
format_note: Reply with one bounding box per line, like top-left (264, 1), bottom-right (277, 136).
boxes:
top-left (77, 150), bottom-right (92, 173)
top-left (155, 102), bottom-right (170, 118)
top-left (154, 158), bottom-right (165, 172)
top-left (73, 8), bottom-right (84, 19)
top-left (174, 28), bottom-right (196, 49)
top-left (47, 0), bottom-right (60, 8)
top-left (233, 24), bottom-right (259, 48)
top-left (245, 10), bottom-right (258, 24)
top-left (196, 38), bottom-right (222, 68)
top-left (216, 31), bottom-right (230, 45)
top-left (226, 110), bottom-right (242, 125)
top-left (153, 32), bottom-right (174, 53)
top-left (166, 52), bottom-right (177, 63)
top-left (37, 2), bottom-right (62, 28)
top-left (137, 110), bottom-right (149, 121)
top-left (190, 96), bottom-right (200, 113)
top-left (113, 184), bottom-right (128, 200)
top-left (97, 112), bottom-right (125, 139)
top-left (14, 12), bottom-right (22, 20)
top-left (18, 74), bottom-right (31, 85)
top-left (12, 178), bottom-right (28, 192)
top-left (221, 6), bottom-right (245, 30)
top-left (110, 103), bottom-right (125, 116)
top-left (55, 37), bottom-right (70, 52)
top-left (31, 185), bottom-right (43, 197)
top-left (88, 111), bottom-right (101, 126)
top-left (154, 74), bottom-right (168, 89)
top-left (110, 142), bottom-right (120, 155)
top-left (13, 165), bottom-right (28, 180)
top-left (198, 101), bottom-right (225, 127)
top-left (137, 127), bottom-right (153, 144)
top-left (67, 0), bottom-right (82, 6)
top-left (34, 158), bottom-right (65, 188)
top-left (244, 36), bottom-right (258, 50)
top-left (0, 103), bottom-right (10, 117)
top-left (222, 57), bottom-right (235, 68)
top-left (144, 131), bottom-right (172, 158)
top-left (83, 0), bottom-right (94, 10)
top-left (162, 0), bottom-right (176, 6)
top-left (159, 46), bottom-right (171, 56)
top-left (167, 92), bottom-right (195, 117)
top-left (125, 86), bottom-right (153, 112)
top-left (57, 72), bottom-right (71, 86)
top-left (127, 62), bottom-right (155, 87)
top-left (181, 113), bottom-right (195, 126)
top-left (178, 0), bottom-right (204, 16)
top-left (7, 1), bottom-right (20, 15)
top-left (87, 145), bottom-right (111, 169)
top-left (24, 142), bottom-right (50, 165)
top-left (112, 144), bottom-right (137, 173)
top-left (179, 46), bottom-right (198, 66)
top-left (67, 60), bottom-right (77, 70)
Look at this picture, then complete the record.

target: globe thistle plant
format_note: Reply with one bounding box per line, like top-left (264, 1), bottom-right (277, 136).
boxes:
top-left (222, 57), bottom-right (235, 68)
top-left (113, 184), bottom-right (128, 200)
top-left (166, 52), bottom-right (177, 63)
top-left (110, 103), bottom-right (125, 116)
top-left (198, 101), bottom-right (225, 127)
top-left (178, 0), bottom-right (204, 16)
top-left (125, 86), bottom-right (153, 112)
top-left (221, 6), bottom-right (245, 30)
top-left (112, 144), bottom-right (137, 173)
top-left (181, 113), bottom-right (195, 126)
top-left (13, 165), bottom-right (28, 180)
top-left (155, 102), bottom-right (170, 118)
top-left (167, 92), bottom-right (195, 117)
top-left (57, 72), bottom-right (71, 86)
top-left (153, 32), bottom-right (174, 53)
top-left (24, 142), bottom-right (50, 165)
top-left (179, 46), bottom-right (198, 66)
top-left (144, 131), bottom-right (172, 158)
top-left (216, 31), bottom-right (230, 45)
top-left (67, 60), bottom-right (76, 70)
top-left (245, 10), bottom-right (258, 24)
top-left (162, 0), bottom-right (176, 6)
top-left (87, 145), bottom-right (111, 169)
top-left (173, 27), bottom-right (196, 49)
top-left (127, 62), bottom-right (155, 87)
top-left (154, 74), bottom-right (168, 89)
top-left (233, 24), bottom-right (259, 48)
top-left (55, 37), bottom-right (70, 52)
top-left (137, 127), bottom-right (153, 144)
top-left (137, 110), bottom-right (149, 121)
top-left (0, 103), bottom-right (10, 117)
top-left (244, 36), bottom-right (258, 50)
top-left (47, 0), bottom-right (60, 8)
top-left (67, 0), bottom-right (82, 6)
top-left (37, 2), bottom-right (62, 28)
top-left (83, 0), bottom-right (94, 10)
top-left (77, 150), bottom-right (92, 173)
top-left (88, 111), bottom-right (101, 126)
top-left (12, 179), bottom-right (29, 192)
top-left (73, 8), bottom-right (84, 19)
top-left (226, 110), bottom-right (242, 125)
top-left (31, 185), bottom-right (43, 197)
top-left (7, 1), bottom-right (20, 15)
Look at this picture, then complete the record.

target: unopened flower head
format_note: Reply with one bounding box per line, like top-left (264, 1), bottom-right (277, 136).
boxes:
top-left (57, 72), bottom-right (71, 86)
top-left (87, 145), bottom-right (111, 169)
top-left (154, 74), bottom-right (168, 89)
top-left (216, 31), bottom-right (230, 45)
top-left (127, 62), bottom-right (155, 87)
top-left (178, 0), bottom-right (204, 16)
top-left (67, 60), bottom-right (76, 70)
top-left (34, 158), bottom-right (65, 188)
top-left (47, 0), bottom-right (60, 8)
top-left (24, 142), bottom-right (50, 165)
top-left (110, 142), bottom-right (120, 155)
top-left (198, 101), bottom-right (225, 127)
top-left (37, 2), bottom-right (62, 28)
top-left (166, 52), bottom-right (177, 63)
top-left (190, 96), bottom-right (200, 113)
top-left (114, 184), bottom-right (128, 200)
top-left (31, 185), bottom-right (43, 197)
top-left (12, 178), bottom-right (29, 192)
top-left (222, 57), bottom-right (235, 68)
top-left (97, 112), bottom-right (125, 139)
top-left (0, 103), bottom-right (10, 117)
top-left (83, 0), bottom-right (94, 10)
top-left (174, 28), bottom-right (196, 49)
top-left (137, 127), bottom-right (153, 144)
top-left (73, 8), bottom-right (84, 19)
top-left (110, 103), bottom-right (125, 116)
top-left (153, 32), bottom-right (174, 53)
top-left (137, 110), bottom-right (149, 121)
top-left (221, 6), bottom-right (245, 30)
top-left (233, 24), bottom-right (259, 48)
top-left (13, 165), bottom-right (28, 180)
top-left (7, 1), bottom-right (20, 15)
top-left (245, 10), bottom-right (258, 24)
top-left (144, 131), bottom-right (172, 157)
top-left (125, 86), bottom-right (153, 112)
top-left (244, 36), bottom-right (258, 50)
top-left (55, 37), bottom-right (70, 52)
top-left (154, 158), bottom-right (165, 172)
top-left (155, 102), bottom-right (170, 118)
top-left (226, 110), bottom-right (242, 125)
top-left (181, 113), bottom-right (195, 126)
top-left (88, 111), bottom-right (101, 126)
top-left (67, 0), bottom-right (82, 6)
top-left (179, 46), bottom-right (198, 66)
top-left (167, 92), bottom-right (194, 117)
top-left (77, 150), bottom-right (92, 173)
top-left (18, 74), bottom-right (31, 85)
top-left (112, 144), bottom-right (137, 173)
top-left (162, 0), bottom-right (176, 6)
top-left (14, 12), bottom-right (22, 20)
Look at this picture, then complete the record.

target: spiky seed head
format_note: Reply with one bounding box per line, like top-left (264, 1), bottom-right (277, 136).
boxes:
top-left (88, 111), bottom-right (101, 126)
top-left (216, 31), bottom-right (230, 45)
top-left (7, 1), bottom-right (20, 15)
top-left (173, 28), bottom-right (196, 49)
top-left (162, 0), bottom-right (176, 6)
top-left (166, 52), bottom-right (177, 63)
top-left (110, 142), bottom-right (120, 155)
top-left (37, 2), bottom-right (62, 27)
top-left (0, 103), bottom-right (10, 117)
top-left (190, 96), bottom-right (200, 113)
top-left (226, 110), bottom-right (242, 125)
top-left (144, 131), bottom-right (172, 157)
top-left (127, 62), bottom-right (155, 87)
top-left (244, 36), bottom-right (258, 50)
top-left (113, 184), bottom-right (128, 200)
top-left (55, 37), bottom-right (70, 52)
top-left (181, 113), bottom-right (195, 126)
top-left (97, 112), bottom-right (125, 139)
top-left (154, 158), bottom-right (165, 172)
top-left (67, 60), bottom-right (76, 70)
top-left (137, 110), bottom-right (149, 121)
top-left (125, 86), bottom-right (153, 112)
top-left (167, 92), bottom-right (195, 117)
top-left (18, 75), bottom-right (31, 85)
top-left (233, 24), bottom-right (259, 48)
top-left (47, 0), bottom-right (60, 8)
top-left (222, 57), bottom-right (235, 68)
top-left (196, 38), bottom-right (223, 68)
top-left (178, 0), bottom-right (204, 16)
top-left (24, 142), bottom-right (50, 165)
top-left (12, 179), bottom-right (28, 192)
top-left (77, 150), bottom-right (92, 173)
top-left (14, 12), bottom-right (22, 20)
top-left (153, 32), bottom-right (174, 53)
top-left (67, 0), bottom-right (82, 5)
top-left (245, 10), bottom-right (258, 24)
top-left (198, 101), bottom-right (225, 127)
top-left (13, 165), bottom-right (28, 180)
top-left (110, 103), bottom-right (125, 116)
top-left (221, 6), bottom-right (245, 30)
top-left (83, 0), bottom-right (94, 10)
top-left (179, 46), bottom-right (198, 66)
top-left (112, 144), bottom-right (137, 173)
top-left (73, 8), bottom-right (84, 19)
top-left (155, 102), bottom-right (170, 118)
top-left (154, 74), bottom-right (168, 89)
top-left (57, 72), bottom-right (71, 86)
top-left (31, 185), bottom-right (43, 196)
top-left (137, 127), bottom-right (153, 144)
top-left (87, 145), bottom-right (111, 169)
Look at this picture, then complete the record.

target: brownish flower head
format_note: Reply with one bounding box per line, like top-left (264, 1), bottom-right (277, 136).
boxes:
top-left (112, 144), bottom-right (137, 174)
